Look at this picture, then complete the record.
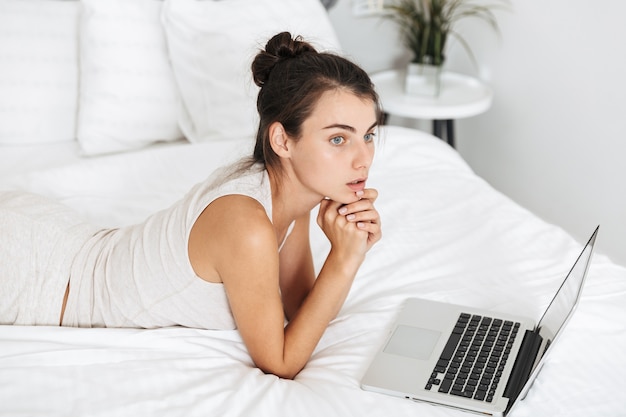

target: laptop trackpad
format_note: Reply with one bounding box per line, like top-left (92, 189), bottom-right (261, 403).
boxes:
top-left (384, 325), bottom-right (441, 360)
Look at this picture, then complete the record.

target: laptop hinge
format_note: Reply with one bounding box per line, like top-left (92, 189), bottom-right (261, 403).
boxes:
top-left (503, 329), bottom-right (543, 410)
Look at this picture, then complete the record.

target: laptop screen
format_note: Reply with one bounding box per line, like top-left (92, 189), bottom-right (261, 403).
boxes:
top-left (536, 227), bottom-right (598, 353)
top-left (505, 227), bottom-right (598, 416)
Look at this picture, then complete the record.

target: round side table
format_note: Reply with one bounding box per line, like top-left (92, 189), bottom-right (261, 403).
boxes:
top-left (370, 69), bottom-right (493, 148)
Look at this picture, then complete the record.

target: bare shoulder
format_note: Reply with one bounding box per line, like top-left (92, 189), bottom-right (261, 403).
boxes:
top-left (188, 194), bottom-right (277, 283)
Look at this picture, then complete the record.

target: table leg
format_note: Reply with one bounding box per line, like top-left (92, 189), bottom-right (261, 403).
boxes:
top-left (432, 120), bottom-right (456, 148)
top-left (433, 120), bottom-right (443, 139)
top-left (446, 119), bottom-right (455, 148)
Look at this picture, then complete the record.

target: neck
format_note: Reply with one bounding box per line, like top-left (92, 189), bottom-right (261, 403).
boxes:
top-left (267, 166), bottom-right (322, 232)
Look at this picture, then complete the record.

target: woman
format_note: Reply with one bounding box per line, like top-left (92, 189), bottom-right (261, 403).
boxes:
top-left (0, 32), bottom-right (382, 379)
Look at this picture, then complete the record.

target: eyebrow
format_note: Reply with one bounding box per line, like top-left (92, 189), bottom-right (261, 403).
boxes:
top-left (322, 121), bottom-right (378, 133)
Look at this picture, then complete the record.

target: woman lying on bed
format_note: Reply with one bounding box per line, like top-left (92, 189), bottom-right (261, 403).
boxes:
top-left (0, 32), bottom-right (382, 379)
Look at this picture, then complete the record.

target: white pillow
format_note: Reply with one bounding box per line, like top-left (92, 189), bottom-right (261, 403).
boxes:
top-left (0, 0), bottom-right (79, 145)
top-left (77, 0), bottom-right (183, 156)
top-left (161, 0), bottom-right (342, 143)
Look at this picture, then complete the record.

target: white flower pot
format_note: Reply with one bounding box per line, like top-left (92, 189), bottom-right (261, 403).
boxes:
top-left (405, 63), bottom-right (442, 97)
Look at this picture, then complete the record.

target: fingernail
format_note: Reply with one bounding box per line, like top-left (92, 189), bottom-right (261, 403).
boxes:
top-left (338, 207), bottom-right (347, 215)
top-left (346, 214), bottom-right (356, 221)
top-left (357, 222), bottom-right (365, 228)
top-left (356, 190), bottom-right (364, 197)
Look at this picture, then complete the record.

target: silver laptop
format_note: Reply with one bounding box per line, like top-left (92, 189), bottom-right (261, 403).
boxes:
top-left (361, 226), bottom-right (598, 416)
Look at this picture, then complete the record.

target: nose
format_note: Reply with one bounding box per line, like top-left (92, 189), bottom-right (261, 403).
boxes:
top-left (353, 140), bottom-right (373, 170)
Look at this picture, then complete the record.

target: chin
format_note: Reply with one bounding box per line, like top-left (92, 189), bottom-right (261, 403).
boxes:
top-left (335, 194), bottom-right (361, 205)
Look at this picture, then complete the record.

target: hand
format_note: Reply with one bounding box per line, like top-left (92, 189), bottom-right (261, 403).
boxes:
top-left (316, 188), bottom-right (382, 261)
top-left (338, 188), bottom-right (381, 252)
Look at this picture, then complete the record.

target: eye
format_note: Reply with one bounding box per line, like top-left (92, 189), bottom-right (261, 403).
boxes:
top-left (364, 132), bottom-right (376, 143)
top-left (330, 136), bottom-right (345, 145)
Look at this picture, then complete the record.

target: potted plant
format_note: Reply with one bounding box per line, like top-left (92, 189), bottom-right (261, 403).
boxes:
top-left (383, 0), bottom-right (506, 96)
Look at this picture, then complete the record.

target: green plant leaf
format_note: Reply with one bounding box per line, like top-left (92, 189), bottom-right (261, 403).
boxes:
top-left (382, 0), bottom-right (510, 66)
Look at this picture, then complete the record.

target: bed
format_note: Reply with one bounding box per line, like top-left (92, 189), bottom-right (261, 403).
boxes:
top-left (1, 1), bottom-right (625, 416)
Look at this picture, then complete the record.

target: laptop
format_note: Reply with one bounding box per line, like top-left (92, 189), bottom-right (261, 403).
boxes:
top-left (361, 226), bottom-right (598, 416)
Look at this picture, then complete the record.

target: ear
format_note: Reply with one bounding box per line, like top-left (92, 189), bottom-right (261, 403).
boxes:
top-left (268, 122), bottom-right (291, 158)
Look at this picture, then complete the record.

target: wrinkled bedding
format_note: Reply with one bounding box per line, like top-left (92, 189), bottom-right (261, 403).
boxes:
top-left (1, 126), bottom-right (624, 417)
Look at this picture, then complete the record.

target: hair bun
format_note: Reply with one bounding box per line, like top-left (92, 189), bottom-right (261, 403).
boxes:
top-left (252, 32), bottom-right (317, 87)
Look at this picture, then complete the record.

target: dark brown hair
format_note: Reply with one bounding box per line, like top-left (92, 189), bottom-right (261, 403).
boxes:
top-left (250, 31), bottom-right (382, 178)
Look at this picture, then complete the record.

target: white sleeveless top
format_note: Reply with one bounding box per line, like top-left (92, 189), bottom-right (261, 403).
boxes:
top-left (62, 163), bottom-right (288, 329)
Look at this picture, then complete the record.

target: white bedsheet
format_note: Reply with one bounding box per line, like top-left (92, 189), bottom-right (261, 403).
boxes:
top-left (0, 141), bottom-right (81, 178)
top-left (1, 126), bottom-right (625, 417)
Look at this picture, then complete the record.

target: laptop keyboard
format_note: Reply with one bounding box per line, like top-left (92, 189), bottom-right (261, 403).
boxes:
top-left (425, 313), bottom-right (520, 403)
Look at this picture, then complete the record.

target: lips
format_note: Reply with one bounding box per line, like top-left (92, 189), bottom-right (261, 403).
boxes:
top-left (347, 178), bottom-right (367, 192)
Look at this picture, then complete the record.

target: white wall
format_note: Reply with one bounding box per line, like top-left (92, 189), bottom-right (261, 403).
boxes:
top-left (329, 1), bottom-right (625, 267)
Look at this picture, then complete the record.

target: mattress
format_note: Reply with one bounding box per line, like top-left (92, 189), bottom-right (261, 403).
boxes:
top-left (1, 125), bottom-right (624, 417)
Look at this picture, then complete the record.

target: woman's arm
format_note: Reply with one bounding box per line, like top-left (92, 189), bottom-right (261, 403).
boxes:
top-left (192, 191), bottom-right (380, 379)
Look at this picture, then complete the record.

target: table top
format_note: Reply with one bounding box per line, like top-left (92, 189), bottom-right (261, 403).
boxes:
top-left (371, 69), bottom-right (493, 120)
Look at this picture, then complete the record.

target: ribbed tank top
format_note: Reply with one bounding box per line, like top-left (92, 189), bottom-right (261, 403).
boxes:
top-left (62, 163), bottom-right (284, 329)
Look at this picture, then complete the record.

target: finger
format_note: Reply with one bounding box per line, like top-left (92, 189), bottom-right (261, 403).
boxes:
top-left (356, 220), bottom-right (379, 231)
top-left (317, 199), bottom-right (337, 227)
top-left (359, 188), bottom-right (378, 203)
top-left (318, 198), bottom-right (348, 228)
top-left (345, 209), bottom-right (380, 224)
top-left (357, 222), bottom-right (382, 244)
top-left (338, 199), bottom-right (376, 216)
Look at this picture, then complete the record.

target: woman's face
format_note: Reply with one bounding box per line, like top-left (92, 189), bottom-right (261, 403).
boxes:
top-left (287, 89), bottom-right (378, 205)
